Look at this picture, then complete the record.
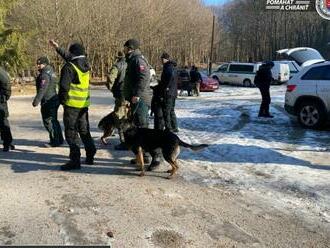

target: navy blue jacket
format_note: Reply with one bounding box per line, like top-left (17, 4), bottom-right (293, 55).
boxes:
top-left (159, 60), bottom-right (178, 98)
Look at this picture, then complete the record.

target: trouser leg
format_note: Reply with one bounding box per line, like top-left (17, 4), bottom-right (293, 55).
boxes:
top-left (63, 106), bottom-right (81, 162)
top-left (0, 104), bottom-right (13, 147)
top-left (153, 100), bottom-right (164, 130)
top-left (162, 96), bottom-right (174, 131)
top-left (76, 108), bottom-right (96, 159)
top-left (170, 97), bottom-right (178, 131)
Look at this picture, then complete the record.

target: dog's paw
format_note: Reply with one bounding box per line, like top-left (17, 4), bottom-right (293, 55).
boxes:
top-left (139, 172), bottom-right (145, 177)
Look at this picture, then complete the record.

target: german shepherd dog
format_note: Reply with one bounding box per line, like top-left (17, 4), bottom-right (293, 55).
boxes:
top-left (123, 126), bottom-right (208, 179)
top-left (98, 101), bottom-right (131, 145)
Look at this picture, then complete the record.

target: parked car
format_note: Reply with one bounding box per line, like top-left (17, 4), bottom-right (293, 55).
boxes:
top-left (199, 72), bottom-right (219, 92)
top-left (270, 61), bottom-right (290, 85)
top-left (274, 60), bottom-right (301, 79)
top-left (211, 62), bottom-right (260, 87)
top-left (284, 47), bottom-right (329, 129)
top-left (177, 70), bottom-right (219, 93)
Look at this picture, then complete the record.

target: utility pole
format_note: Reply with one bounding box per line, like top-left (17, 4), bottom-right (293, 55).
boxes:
top-left (208, 15), bottom-right (215, 75)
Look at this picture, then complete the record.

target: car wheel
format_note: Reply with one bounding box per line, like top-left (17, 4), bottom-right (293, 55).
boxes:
top-left (212, 76), bottom-right (221, 84)
top-left (243, 79), bottom-right (252, 87)
top-left (297, 101), bottom-right (326, 129)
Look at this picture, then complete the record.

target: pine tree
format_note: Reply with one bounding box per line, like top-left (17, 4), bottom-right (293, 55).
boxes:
top-left (0, 0), bottom-right (28, 74)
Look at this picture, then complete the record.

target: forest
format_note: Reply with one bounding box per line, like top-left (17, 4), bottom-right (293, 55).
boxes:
top-left (0, 0), bottom-right (329, 78)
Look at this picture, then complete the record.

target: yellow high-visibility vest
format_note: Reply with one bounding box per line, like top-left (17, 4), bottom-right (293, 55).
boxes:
top-left (65, 62), bottom-right (90, 108)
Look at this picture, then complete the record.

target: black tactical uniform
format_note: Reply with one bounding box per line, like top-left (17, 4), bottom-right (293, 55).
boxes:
top-left (254, 62), bottom-right (274, 118)
top-left (158, 53), bottom-right (178, 132)
top-left (55, 43), bottom-right (96, 170)
top-left (0, 67), bottom-right (14, 152)
top-left (33, 57), bottom-right (63, 146)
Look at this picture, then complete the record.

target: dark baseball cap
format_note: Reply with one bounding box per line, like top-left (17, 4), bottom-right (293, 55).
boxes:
top-left (124, 39), bottom-right (140, 50)
top-left (37, 56), bottom-right (49, 65)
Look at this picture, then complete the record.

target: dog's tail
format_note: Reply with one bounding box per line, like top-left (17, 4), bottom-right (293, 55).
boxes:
top-left (178, 139), bottom-right (208, 151)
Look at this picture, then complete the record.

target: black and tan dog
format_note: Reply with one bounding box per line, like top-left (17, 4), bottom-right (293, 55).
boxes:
top-left (98, 101), bottom-right (131, 145)
top-left (123, 126), bottom-right (208, 179)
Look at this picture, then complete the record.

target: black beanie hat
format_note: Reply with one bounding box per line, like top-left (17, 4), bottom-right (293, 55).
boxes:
top-left (37, 56), bottom-right (49, 65)
top-left (160, 52), bottom-right (170, 60)
top-left (124, 39), bottom-right (140, 50)
top-left (69, 42), bottom-right (85, 56)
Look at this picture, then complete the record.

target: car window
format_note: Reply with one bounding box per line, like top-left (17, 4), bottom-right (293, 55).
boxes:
top-left (229, 64), bottom-right (254, 72)
top-left (218, 64), bottom-right (228, 72)
top-left (287, 62), bottom-right (298, 72)
top-left (320, 65), bottom-right (330, 80)
top-left (301, 65), bottom-right (330, 80)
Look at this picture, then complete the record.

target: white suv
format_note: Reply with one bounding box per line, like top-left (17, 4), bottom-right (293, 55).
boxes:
top-left (283, 48), bottom-right (328, 128)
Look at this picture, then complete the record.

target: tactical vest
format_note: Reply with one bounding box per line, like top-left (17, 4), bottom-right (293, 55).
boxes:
top-left (65, 63), bottom-right (90, 108)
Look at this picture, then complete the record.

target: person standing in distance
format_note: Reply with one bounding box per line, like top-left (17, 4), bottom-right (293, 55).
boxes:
top-left (158, 52), bottom-right (178, 132)
top-left (49, 39), bottom-right (96, 170)
top-left (0, 66), bottom-right (14, 152)
top-left (33, 56), bottom-right (64, 147)
top-left (254, 61), bottom-right (274, 118)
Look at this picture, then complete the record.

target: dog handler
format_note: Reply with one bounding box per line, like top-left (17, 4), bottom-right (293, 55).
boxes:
top-left (122, 38), bottom-right (161, 169)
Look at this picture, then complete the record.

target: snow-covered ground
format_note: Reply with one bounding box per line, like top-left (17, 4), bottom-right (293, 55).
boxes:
top-left (1, 85), bottom-right (329, 246)
top-left (175, 85), bottom-right (330, 225)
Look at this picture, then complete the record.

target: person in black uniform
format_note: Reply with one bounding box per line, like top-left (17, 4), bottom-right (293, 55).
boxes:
top-left (33, 56), bottom-right (63, 147)
top-left (49, 39), bottom-right (96, 170)
top-left (254, 61), bottom-right (274, 118)
top-left (158, 52), bottom-right (178, 132)
top-left (0, 66), bottom-right (14, 152)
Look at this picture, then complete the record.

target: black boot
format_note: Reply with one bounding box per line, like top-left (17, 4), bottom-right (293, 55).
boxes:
top-left (61, 161), bottom-right (81, 171)
top-left (85, 157), bottom-right (94, 165)
top-left (147, 156), bottom-right (161, 171)
top-left (3, 144), bottom-right (15, 152)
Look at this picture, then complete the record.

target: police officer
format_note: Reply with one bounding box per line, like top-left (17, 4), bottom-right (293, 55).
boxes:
top-left (158, 52), bottom-right (178, 132)
top-left (0, 66), bottom-right (14, 152)
top-left (122, 38), bottom-right (161, 168)
top-left (33, 56), bottom-right (63, 147)
top-left (254, 61), bottom-right (274, 118)
top-left (105, 51), bottom-right (128, 150)
top-left (49, 40), bottom-right (96, 170)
